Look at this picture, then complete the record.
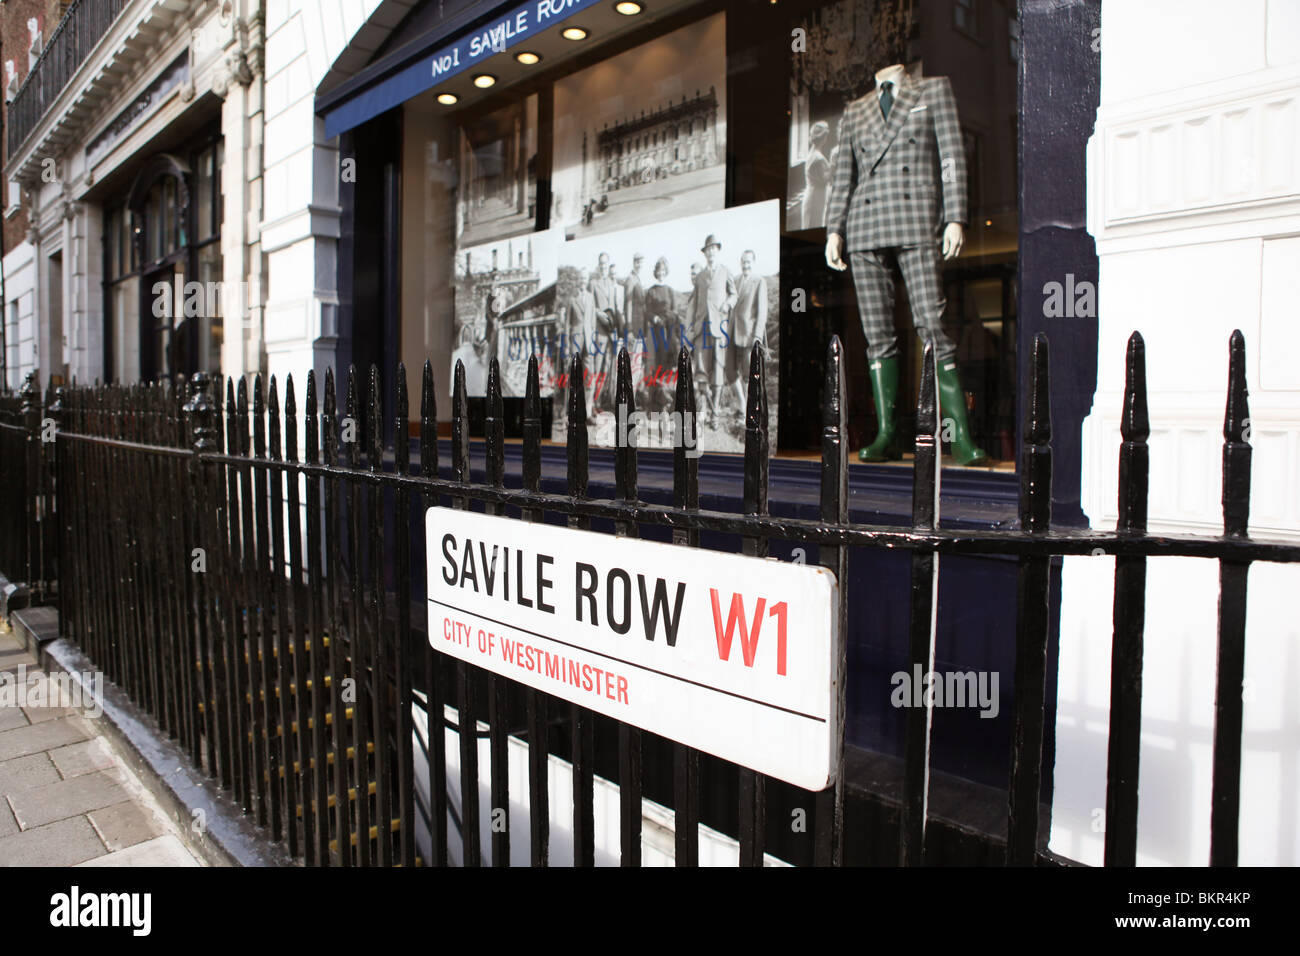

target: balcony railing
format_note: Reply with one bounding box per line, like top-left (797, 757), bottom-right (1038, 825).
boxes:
top-left (6, 0), bottom-right (127, 159)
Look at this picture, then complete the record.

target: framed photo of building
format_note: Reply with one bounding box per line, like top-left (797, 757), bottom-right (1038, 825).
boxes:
top-left (551, 13), bottom-right (727, 240)
top-left (456, 93), bottom-right (540, 246)
top-left (549, 199), bottom-right (780, 455)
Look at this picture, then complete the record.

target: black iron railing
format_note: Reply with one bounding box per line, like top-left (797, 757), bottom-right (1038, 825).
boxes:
top-left (1, 330), bottom-right (1296, 866)
top-left (6, 0), bottom-right (127, 158)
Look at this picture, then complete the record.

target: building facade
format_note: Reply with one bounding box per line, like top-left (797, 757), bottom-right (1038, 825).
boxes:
top-left (5, 0), bottom-right (1297, 865)
top-left (2, 0), bottom-right (265, 391)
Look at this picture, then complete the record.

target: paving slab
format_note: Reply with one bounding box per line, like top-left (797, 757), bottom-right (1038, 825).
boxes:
top-left (18, 671), bottom-right (93, 723)
top-left (0, 796), bottom-right (16, 839)
top-left (0, 705), bottom-right (28, 733)
top-left (49, 738), bottom-right (117, 779)
top-left (0, 715), bottom-right (91, 762)
top-left (88, 800), bottom-right (166, 852)
top-left (7, 768), bottom-right (129, 830)
top-left (77, 834), bottom-right (199, 867)
top-left (0, 751), bottom-right (62, 793)
top-left (0, 814), bottom-right (107, 866)
top-left (0, 636), bottom-right (32, 676)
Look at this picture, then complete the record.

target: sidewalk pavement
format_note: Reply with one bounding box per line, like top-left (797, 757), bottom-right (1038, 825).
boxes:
top-left (0, 625), bottom-right (204, 867)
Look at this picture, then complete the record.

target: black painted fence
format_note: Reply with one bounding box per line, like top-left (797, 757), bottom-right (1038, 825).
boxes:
top-left (1, 331), bottom-right (1296, 867)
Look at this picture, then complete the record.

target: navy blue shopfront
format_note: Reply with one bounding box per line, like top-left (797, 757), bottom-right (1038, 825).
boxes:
top-left (317, 0), bottom-right (1101, 858)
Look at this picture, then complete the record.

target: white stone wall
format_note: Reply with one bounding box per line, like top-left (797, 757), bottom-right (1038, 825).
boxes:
top-left (8, 0), bottom-right (266, 388)
top-left (3, 241), bottom-right (36, 390)
top-left (1052, 0), bottom-right (1300, 866)
top-left (261, 0), bottom-right (390, 398)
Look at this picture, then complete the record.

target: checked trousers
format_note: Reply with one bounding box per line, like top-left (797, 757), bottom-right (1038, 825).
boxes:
top-left (849, 244), bottom-right (957, 363)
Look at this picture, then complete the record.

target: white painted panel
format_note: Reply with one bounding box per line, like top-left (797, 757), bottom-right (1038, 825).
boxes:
top-left (1267, 0), bottom-right (1300, 67)
top-left (1101, 0), bottom-right (1268, 104)
top-left (1182, 116), bottom-right (1214, 203)
top-left (1260, 235), bottom-right (1300, 390)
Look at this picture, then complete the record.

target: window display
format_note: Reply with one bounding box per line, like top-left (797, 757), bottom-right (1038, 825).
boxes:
top-left (551, 200), bottom-right (779, 452)
top-left (393, 0), bottom-right (1018, 464)
top-left (550, 13), bottom-right (726, 238)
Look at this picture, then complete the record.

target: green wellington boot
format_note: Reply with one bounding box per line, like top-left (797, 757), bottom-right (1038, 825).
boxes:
top-left (859, 356), bottom-right (902, 462)
top-left (935, 359), bottom-right (990, 466)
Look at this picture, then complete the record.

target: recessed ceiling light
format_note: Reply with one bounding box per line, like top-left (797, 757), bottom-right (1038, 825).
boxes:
top-left (615, 1), bottom-right (643, 14)
top-left (562, 26), bottom-right (588, 40)
top-left (515, 50), bottom-right (542, 65)
top-left (436, 92), bottom-right (459, 105)
top-left (473, 73), bottom-right (497, 88)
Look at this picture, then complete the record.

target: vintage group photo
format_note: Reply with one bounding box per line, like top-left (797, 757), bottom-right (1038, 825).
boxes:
top-left (550, 199), bottom-right (780, 453)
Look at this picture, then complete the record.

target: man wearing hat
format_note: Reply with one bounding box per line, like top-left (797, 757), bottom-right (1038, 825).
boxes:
top-left (689, 234), bottom-right (737, 423)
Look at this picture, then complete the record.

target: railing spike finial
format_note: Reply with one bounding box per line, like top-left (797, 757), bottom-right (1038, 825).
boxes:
top-left (1221, 329), bottom-right (1251, 538)
top-left (743, 341), bottom-right (769, 522)
top-left (305, 370), bottom-right (319, 465)
top-left (395, 363), bottom-right (409, 473)
top-left (486, 357), bottom-right (504, 488)
top-left (1122, 332), bottom-right (1150, 444)
top-left (268, 375), bottom-right (282, 461)
top-left (567, 350), bottom-right (589, 498)
top-left (615, 348), bottom-right (636, 502)
top-left (1224, 329), bottom-right (1250, 445)
top-left (523, 355), bottom-right (541, 493)
top-left (567, 349), bottom-right (588, 429)
top-left (184, 371), bottom-right (216, 451)
top-left (452, 359), bottom-right (469, 483)
top-left (746, 341), bottom-right (767, 434)
top-left (420, 359), bottom-right (437, 480)
top-left (285, 374), bottom-right (299, 462)
top-left (368, 364), bottom-right (382, 466)
top-left (19, 369), bottom-right (39, 405)
top-left (674, 345), bottom-right (695, 416)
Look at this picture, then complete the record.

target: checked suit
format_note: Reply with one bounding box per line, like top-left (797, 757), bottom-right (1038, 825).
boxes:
top-left (825, 73), bottom-right (968, 362)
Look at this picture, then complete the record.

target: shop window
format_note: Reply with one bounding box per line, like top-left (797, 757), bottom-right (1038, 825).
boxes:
top-left (391, 0), bottom-right (1017, 468)
top-left (954, 0), bottom-right (980, 40)
top-left (103, 131), bottom-right (224, 383)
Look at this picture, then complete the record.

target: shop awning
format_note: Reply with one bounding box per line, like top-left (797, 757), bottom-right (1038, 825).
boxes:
top-left (317, 0), bottom-right (608, 140)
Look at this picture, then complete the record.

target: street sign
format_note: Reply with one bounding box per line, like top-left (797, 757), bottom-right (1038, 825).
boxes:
top-left (427, 508), bottom-right (840, 790)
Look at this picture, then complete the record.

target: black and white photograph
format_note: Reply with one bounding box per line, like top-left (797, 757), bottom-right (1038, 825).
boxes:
top-left (451, 229), bottom-right (561, 397)
top-left (786, 0), bottom-right (911, 232)
top-left (3, 0), bottom-right (1295, 921)
top-left (550, 199), bottom-right (779, 453)
top-left (456, 93), bottom-right (540, 246)
top-left (551, 13), bottom-right (727, 240)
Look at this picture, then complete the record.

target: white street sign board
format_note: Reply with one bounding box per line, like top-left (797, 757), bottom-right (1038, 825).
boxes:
top-left (427, 508), bottom-right (840, 790)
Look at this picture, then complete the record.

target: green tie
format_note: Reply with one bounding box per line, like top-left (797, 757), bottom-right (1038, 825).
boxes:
top-left (880, 81), bottom-right (894, 121)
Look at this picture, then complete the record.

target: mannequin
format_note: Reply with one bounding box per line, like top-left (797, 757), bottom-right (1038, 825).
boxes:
top-left (824, 63), bottom-right (988, 466)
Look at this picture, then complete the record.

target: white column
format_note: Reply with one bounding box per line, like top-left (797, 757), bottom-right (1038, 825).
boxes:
top-left (1051, 0), bottom-right (1300, 867)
